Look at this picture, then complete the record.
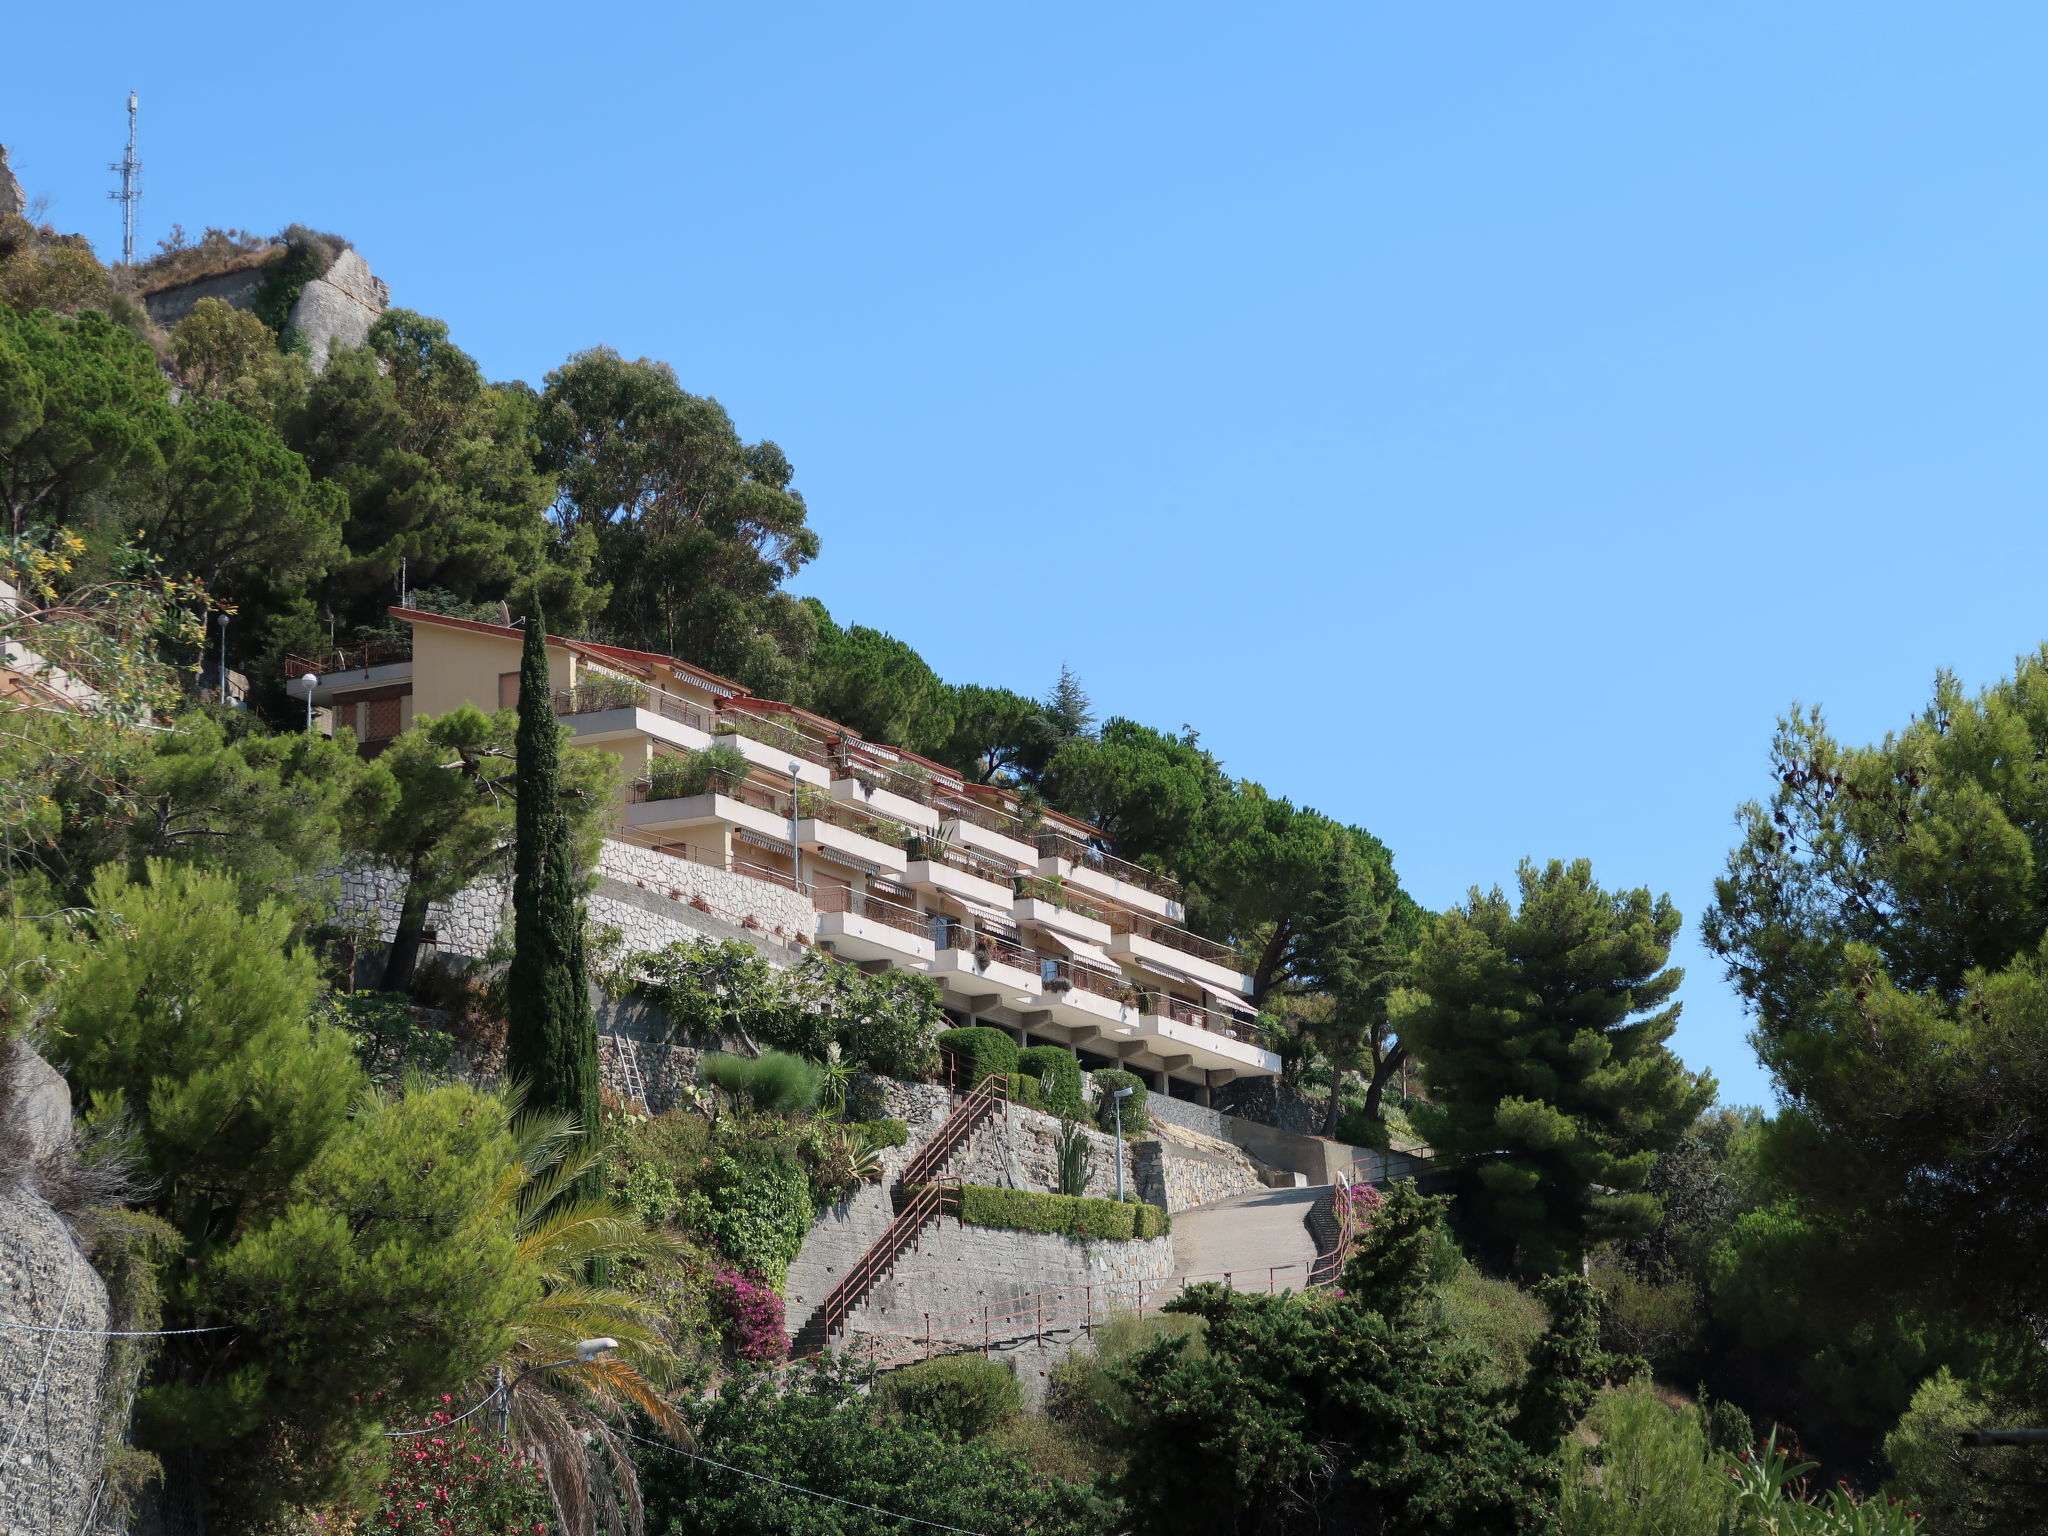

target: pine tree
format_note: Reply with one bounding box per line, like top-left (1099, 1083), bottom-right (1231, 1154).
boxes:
top-left (1395, 858), bottom-right (1714, 1275)
top-left (502, 608), bottom-right (601, 1145)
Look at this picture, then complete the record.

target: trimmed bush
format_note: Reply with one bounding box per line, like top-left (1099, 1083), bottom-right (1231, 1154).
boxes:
top-left (1017, 1046), bottom-right (1084, 1117)
top-left (877, 1354), bottom-right (1022, 1441)
top-left (937, 1026), bottom-right (1018, 1090)
top-left (952, 1184), bottom-right (1169, 1241)
top-left (1092, 1069), bottom-right (1149, 1135)
top-left (701, 1050), bottom-right (823, 1115)
top-left (844, 1117), bottom-right (909, 1149)
top-left (1007, 1072), bottom-right (1043, 1110)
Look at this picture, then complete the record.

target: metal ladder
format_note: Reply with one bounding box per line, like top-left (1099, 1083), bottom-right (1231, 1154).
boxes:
top-left (609, 1028), bottom-right (650, 1110)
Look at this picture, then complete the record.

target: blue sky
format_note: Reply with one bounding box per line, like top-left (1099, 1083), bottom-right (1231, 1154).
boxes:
top-left (12, 3), bottom-right (2048, 1104)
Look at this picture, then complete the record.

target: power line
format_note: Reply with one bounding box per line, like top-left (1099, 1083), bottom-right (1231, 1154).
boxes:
top-left (1, 1264), bottom-right (77, 1462)
top-left (0, 1320), bottom-right (231, 1338)
top-left (618, 1427), bottom-right (993, 1536)
top-left (383, 1388), bottom-right (501, 1438)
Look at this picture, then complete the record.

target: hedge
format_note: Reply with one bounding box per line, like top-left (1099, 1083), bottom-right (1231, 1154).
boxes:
top-left (952, 1183), bottom-right (1169, 1241)
top-left (876, 1354), bottom-right (1021, 1441)
top-left (1007, 1073), bottom-right (1043, 1111)
top-left (1092, 1069), bottom-right (1149, 1135)
top-left (846, 1117), bottom-right (909, 1149)
top-left (1016, 1046), bottom-right (1085, 1117)
top-left (937, 1026), bottom-right (1018, 1091)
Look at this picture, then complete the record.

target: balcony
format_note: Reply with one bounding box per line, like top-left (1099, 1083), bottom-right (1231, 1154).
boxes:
top-left (286, 636), bottom-right (412, 677)
top-left (554, 678), bottom-right (718, 753)
top-left (712, 729), bottom-right (834, 788)
top-left (930, 929), bottom-right (1041, 1002)
top-left (798, 817), bottom-right (909, 876)
top-left (625, 790), bottom-right (792, 847)
top-left (939, 815), bottom-right (1038, 871)
top-left (717, 704), bottom-right (839, 771)
top-left (813, 886), bottom-right (935, 967)
top-left (1012, 895), bottom-right (1113, 947)
top-left (1106, 922), bottom-right (1254, 999)
top-left (1035, 831), bottom-right (1185, 922)
top-left (903, 857), bottom-right (1015, 910)
top-left (830, 777), bottom-right (941, 832)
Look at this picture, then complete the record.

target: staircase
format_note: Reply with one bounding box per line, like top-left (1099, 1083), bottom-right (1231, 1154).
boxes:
top-left (794, 1059), bottom-right (1010, 1352)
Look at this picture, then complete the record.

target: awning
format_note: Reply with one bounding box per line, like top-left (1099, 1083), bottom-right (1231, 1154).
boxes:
top-left (1034, 930), bottom-right (1121, 974)
top-left (1130, 955), bottom-right (1194, 987)
top-left (1194, 977), bottom-right (1260, 1016)
top-left (944, 893), bottom-right (1019, 934)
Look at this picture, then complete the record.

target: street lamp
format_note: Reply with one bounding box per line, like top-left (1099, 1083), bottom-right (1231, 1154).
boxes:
top-left (787, 760), bottom-right (803, 893)
top-left (216, 610), bottom-right (230, 707)
top-left (300, 673), bottom-right (318, 734)
top-left (493, 1338), bottom-right (618, 1444)
top-left (1111, 1086), bottom-right (1134, 1200)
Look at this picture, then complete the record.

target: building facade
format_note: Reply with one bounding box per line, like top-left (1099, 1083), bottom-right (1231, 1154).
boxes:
top-left (301, 608), bottom-right (1281, 1101)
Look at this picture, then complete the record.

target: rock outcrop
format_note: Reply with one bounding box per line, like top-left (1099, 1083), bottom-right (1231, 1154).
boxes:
top-left (0, 144), bottom-right (25, 219)
top-left (0, 1042), bottom-right (112, 1533)
top-left (290, 247), bottom-right (390, 370)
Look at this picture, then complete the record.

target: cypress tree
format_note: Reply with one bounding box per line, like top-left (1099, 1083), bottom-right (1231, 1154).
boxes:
top-left (503, 608), bottom-right (601, 1141)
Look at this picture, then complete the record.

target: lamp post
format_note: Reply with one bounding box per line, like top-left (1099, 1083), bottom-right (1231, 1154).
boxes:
top-left (1111, 1086), bottom-right (1134, 1200)
top-left (788, 760), bottom-right (803, 893)
top-left (494, 1337), bottom-right (618, 1445)
top-left (216, 610), bottom-right (230, 707)
top-left (300, 673), bottom-right (318, 734)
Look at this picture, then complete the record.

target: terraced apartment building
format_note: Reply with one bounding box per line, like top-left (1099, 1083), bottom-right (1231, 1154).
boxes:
top-left (299, 608), bottom-right (1282, 1101)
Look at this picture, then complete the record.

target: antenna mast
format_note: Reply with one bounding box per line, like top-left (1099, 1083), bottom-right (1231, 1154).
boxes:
top-left (109, 91), bottom-right (140, 266)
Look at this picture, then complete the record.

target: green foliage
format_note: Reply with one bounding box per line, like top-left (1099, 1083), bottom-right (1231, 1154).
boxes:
top-left (846, 1116), bottom-right (908, 1149)
top-left (249, 224), bottom-right (345, 336)
top-left (701, 1050), bottom-right (825, 1115)
top-left (953, 1183), bottom-right (1168, 1240)
top-left (1396, 858), bottom-right (1714, 1275)
top-left (504, 607), bottom-right (601, 1153)
top-left (639, 1360), bottom-right (1113, 1535)
top-left (1108, 1181), bottom-right (1601, 1536)
top-left (684, 1147), bottom-right (816, 1287)
top-left (632, 938), bottom-right (944, 1078)
top-left (937, 1024), bottom-right (1019, 1088)
top-left (44, 861), bottom-right (361, 1234)
top-left (1561, 1382), bottom-right (1740, 1536)
top-left (0, 211), bottom-right (114, 315)
top-left (876, 1355), bottom-right (1023, 1442)
top-left (1045, 1311), bottom-right (1206, 1472)
top-left (0, 304), bottom-right (173, 536)
top-left (292, 310), bottom-right (598, 636)
top-left (1440, 1267), bottom-right (1551, 1391)
top-left (803, 602), bottom-right (955, 756)
top-left (1018, 1044), bottom-right (1085, 1117)
top-left (1588, 1252), bottom-right (1705, 1378)
top-left (536, 345), bottom-right (818, 694)
top-left (1703, 660), bottom-right (2048, 1331)
top-left (1007, 1070), bottom-right (1044, 1109)
top-left (1092, 1068), bottom-right (1148, 1135)
top-left (322, 990), bottom-right (455, 1086)
top-left (1515, 1274), bottom-right (1625, 1451)
top-left (1882, 1368), bottom-right (2048, 1535)
top-left (1054, 1117), bottom-right (1095, 1197)
top-left (935, 681), bottom-right (1048, 785)
top-left (647, 742), bottom-right (749, 799)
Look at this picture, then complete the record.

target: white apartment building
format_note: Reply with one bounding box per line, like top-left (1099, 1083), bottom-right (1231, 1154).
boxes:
top-left (300, 608), bottom-right (1281, 1101)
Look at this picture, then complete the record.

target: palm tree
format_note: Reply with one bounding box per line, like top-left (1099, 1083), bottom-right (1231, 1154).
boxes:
top-left (492, 1108), bottom-right (690, 1536)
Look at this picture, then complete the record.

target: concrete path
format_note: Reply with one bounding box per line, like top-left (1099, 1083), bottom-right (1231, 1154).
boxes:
top-left (1170, 1185), bottom-right (1322, 1288)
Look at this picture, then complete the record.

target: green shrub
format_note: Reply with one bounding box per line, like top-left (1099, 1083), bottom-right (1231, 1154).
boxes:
top-left (1046, 1311), bottom-right (1207, 1468)
top-left (647, 743), bottom-right (749, 800)
top-left (1439, 1268), bottom-right (1549, 1390)
top-left (1054, 1119), bottom-right (1094, 1197)
top-left (937, 1026), bottom-right (1018, 1090)
top-left (1007, 1072), bottom-right (1043, 1110)
top-left (701, 1050), bottom-right (824, 1114)
top-left (1092, 1070), bottom-right (1148, 1135)
top-left (1335, 1105), bottom-right (1393, 1151)
top-left (952, 1184), bottom-right (1168, 1241)
top-left (843, 1117), bottom-right (909, 1149)
top-left (1589, 1253), bottom-right (1705, 1376)
top-left (684, 1149), bottom-right (815, 1287)
top-left (1018, 1046), bottom-right (1084, 1117)
top-left (877, 1355), bottom-right (1023, 1441)
top-left (1560, 1382), bottom-right (1736, 1536)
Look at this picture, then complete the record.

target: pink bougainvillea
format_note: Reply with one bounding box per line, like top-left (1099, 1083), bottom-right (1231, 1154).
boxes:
top-left (368, 1399), bottom-right (554, 1534)
top-left (1343, 1181), bottom-right (1386, 1229)
top-left (711, 1268), bottom-right (788, 1363)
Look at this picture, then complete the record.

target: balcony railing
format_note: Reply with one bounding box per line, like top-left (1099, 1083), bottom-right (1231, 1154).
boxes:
top-left (1138, 990), bottom-right (1266, 1047)
top-left (1033, 830), bottom-right (1182, 900)
top-left (286, 637), bottom-right (412, 676)
top-left (718, 704), bottom-right (837, 768)
top-left (1107, 912), bottom-right (1243, 969)
top-left (555, 678), bottom-right (713, 732)
top-left (1017, 876), bottom-right (1111, 925)
top-left (936, 796), bottom-right (1039, 844)
top-left (813, 884), bottom-right (929, 940)
top-left (936, 922), bottom-right (1037, 974)
top-left (832, 747), bottom-right (943, 805)
top-left (1039, 957), bottom-right (1133, 1003)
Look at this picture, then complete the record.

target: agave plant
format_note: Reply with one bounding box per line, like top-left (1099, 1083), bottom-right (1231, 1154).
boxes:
top-left (1718, 1428), bottom-right (1921, 1535)
top-left (1054, 1117), bottom-right (1094, 1197)
top-left (490, 1108), bottom-right (692, 1536)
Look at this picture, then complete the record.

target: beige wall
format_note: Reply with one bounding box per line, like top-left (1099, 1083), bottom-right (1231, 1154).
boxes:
top-left (409, 624), bottom-right (572, 720)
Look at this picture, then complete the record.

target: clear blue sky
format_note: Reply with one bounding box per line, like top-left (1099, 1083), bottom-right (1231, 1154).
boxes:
top-left (12, 3), bottom-right (2048, 1105)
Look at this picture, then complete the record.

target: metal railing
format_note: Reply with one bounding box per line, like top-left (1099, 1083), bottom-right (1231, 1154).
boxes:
top-left (1040, 957), bottom-right (1132, 1003)
top-left (937, 925), bottom-right (1036, 974)
top-left (1137, 989), bottom-right (1264, 1045)
top-left (555, 679), bottom-right (712, 732)
top-left (936, 797), bottom-right (1039, 845)
top-left (285, 637), bottom-right (411, 676)
top-left (1034, 830), bottom-right (1181, 899)
top-left (1016, 876), bottom-right (1111, 925)
top-left (717, 704), bottom-right (837, 768)
top-left (1107, 913), bottom-right (1243, 969)
top-left (812, 884), bottom-right (929, 940)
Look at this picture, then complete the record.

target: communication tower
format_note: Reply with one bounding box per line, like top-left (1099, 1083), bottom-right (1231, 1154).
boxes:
top-left (109, 91), bottom-right (140, 265)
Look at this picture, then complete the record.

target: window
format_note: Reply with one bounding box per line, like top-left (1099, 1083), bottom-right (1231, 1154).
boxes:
top-left (498, 671), bottom-right (520, 710)
top-left (366, 697), bottom-right (402, 741)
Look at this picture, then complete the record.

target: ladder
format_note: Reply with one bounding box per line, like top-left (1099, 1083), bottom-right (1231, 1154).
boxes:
top-left (610, 1029), bottom-right (650, 1111)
